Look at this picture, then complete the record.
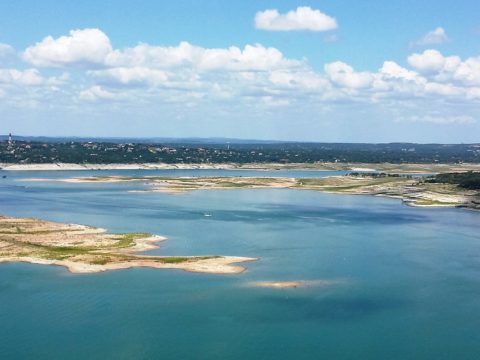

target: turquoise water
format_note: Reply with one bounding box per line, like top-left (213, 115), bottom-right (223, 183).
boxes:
top-left (1, 170), bottom-right (480, 359)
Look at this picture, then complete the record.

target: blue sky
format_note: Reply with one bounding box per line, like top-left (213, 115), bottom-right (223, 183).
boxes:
top-left (0, 0), bottom-right (479, 142)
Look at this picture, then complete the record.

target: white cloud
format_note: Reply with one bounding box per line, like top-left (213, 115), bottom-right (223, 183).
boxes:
top-left (2, 27), bottom-right (479, 116)
top-left (467, 87), bottom-right (480, 100)
top-left (379, 61), bottom-right (419, 82)
top-left (371, 61), bottom-right (426, 96)
top-left (22, 29), bottom-right (303, 73)
top-left (198, 44), bottom-right (299, 71)
top-left (0, 43), bottom-right (15, 62)
top-left (255, 6), bottom-right (337, 32)
top-left (413, 27), bottom-right (448, 46)
top-left (324, 62), bottom-right (373, 89)
top-left (400, 114), bottom-right (476, 124)
top-left (407, 49), bottom-right (460, 73)
top-left (106, 42), bottom-right (302, 72)
top-left (0, 68), bottom-right (44, 86)
top-left (79, 85), bottom-right (119, 101)
top-left (22, 28), bottom-right (112, 67)
top-left (424, 82), bottom-right (463, 96)
top-left (269, 69), bottom-right (326, 88)
top-left (453, 57), bottom-right (480, 85)
top-left (90, 67), bottom-right (168, 87)
top-left (407, 49), bottom-right (480, 86)
top-left (0, 67), bottom-right (71, 109)
top-left (106, 41), bottom-right (200, 69)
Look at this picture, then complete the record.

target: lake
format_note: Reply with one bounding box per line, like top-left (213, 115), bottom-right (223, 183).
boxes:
top-left (1, 170), bottom-right (479, 359)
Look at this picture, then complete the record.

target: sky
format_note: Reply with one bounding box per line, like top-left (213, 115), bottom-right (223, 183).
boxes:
top-left (0, 0), bottom-right (479, 142)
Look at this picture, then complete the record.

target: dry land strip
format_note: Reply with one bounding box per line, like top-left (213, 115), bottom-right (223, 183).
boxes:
top-left (3, 162), bottom-right (480, 172)
top-left (50, 174), bottom-right (480, 210)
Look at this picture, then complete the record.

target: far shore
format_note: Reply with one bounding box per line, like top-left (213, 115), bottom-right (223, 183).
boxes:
top-left (2, 162), bottom-right (480, 173)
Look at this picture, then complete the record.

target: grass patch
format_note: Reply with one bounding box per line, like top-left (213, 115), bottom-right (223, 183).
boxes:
top-left (89, 257), bottom-right (111, 265)
top-left (16, 252), bottom-right (31, 257)
top-left (157, 256), bottom-right (190, 263)
top-left (114, 233), bottom-right (151, 248)
top-left (40, 245), bottom-right (95, 260)
top-left (156, 256), bottom-right (220, 264)
top-left (413, 199), bottom-right (459, 206)
top-left (217, 181), bottom-right (258, 188)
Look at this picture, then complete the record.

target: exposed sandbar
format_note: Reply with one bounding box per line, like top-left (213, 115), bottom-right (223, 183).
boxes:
top-left (3, 162), bottom-right (480, 173)
top-left (254, 281), bottom-right (305, 288)
top-left (252, 279), bottom-right (342, 288)
top-left (47, 174), bottom-right (480, 209)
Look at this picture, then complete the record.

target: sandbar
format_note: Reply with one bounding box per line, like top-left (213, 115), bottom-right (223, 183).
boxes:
top-left (45, 174), bottom-right (480, 210)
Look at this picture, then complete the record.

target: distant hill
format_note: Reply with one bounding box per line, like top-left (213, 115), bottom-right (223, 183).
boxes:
top-left (1, 135), bottom-right (479, 147)
top-left (1, 137), bottom-right (479, 164)
top-left (0, 135), bottom-right (289, 145)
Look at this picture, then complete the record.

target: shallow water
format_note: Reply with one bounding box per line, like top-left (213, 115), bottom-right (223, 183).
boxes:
top-left (0, 170), bottom-right (479, 359)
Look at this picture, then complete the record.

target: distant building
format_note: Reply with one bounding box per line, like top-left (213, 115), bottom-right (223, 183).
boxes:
top-left (8, 133), bottom-right (12, 145)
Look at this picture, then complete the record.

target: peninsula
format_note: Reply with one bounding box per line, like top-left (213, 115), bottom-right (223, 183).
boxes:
top-left (0, 216), bottom-right (255, 274)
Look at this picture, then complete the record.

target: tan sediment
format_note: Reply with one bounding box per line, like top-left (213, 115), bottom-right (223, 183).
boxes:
top-left (0, 255), bottom-right (255, 274)
top-left (254, 281), bottom-right (305, 288)
top-left (252, 279), bottom-right (342, 288)
top-left (145, 177), bottom-right (298, 193)
top-left (0, 163), bottom-right (241, 171)
top-left (0, 215), bottom-right (256, 274)
top-left (49, 176), bottom-right (298, 193)
top-left (4, 162), bottom-right (480, 173)
top-left (350, 167), bottom-right (377, 172)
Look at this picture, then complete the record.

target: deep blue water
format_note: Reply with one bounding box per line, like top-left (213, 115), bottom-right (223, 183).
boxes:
top-left (0, 170), bottom-right (479, 359)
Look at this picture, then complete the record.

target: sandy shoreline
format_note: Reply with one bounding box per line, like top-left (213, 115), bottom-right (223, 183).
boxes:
top-left (2, 162), bottom-right (480, 173)
top-left (0, 255), bottom-right (256, 274)
top-left (0, 163), bottom-right (240, 171)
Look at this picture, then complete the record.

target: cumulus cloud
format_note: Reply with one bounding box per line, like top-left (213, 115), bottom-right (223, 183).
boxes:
top-left (324, 62), bottom-right (373, 89)
top-left (1, 27), bottom-right (478, 120)
top-left (0, 67), bottom-right (70, 109)
top-left (407, 49), bottom-right (480, 86)
top-left (22, 28), bottom-right (112, 67)
top-left (379, 61), bottom-right (419, 81)
top-left (106, 42), bottom-right (302, 72)
top-left (407, 49), bottom-right (460, 73)
top-left (255, 6), bottom-right (337, 32)
top-left (22, 28), bottom-right (302, 73)
top-left (412, 27), bottom-right (449, 46)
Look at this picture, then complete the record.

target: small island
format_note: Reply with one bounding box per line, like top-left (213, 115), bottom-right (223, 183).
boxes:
top-left (0, 215), bottom-right (255, 274)
top-left (254, 281), bottom-right (306, 288)
top-left (252, 279), bottom-right (341, 288)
